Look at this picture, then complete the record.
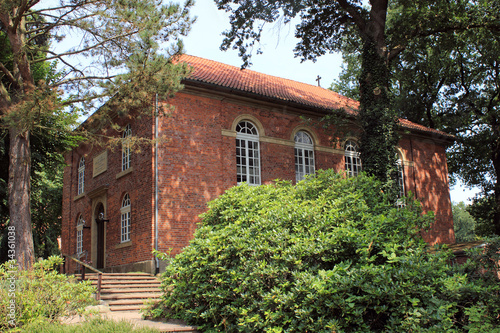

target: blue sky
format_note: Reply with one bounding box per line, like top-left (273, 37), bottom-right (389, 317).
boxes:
top-left (182, 1), bottom-right (343, 88)
top-left (182, 1), bottom-right (479, 204)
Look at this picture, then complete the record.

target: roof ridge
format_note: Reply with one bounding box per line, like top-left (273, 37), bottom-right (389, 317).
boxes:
top-left (175, 54), bottom-right (454, 142)
top-left (176, 54), bottom-right (359, 114)
top-left (179, 54), bottom-right (343, 95)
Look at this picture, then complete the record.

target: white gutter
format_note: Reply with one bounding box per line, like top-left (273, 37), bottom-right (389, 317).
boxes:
top-left (154, 94), bottom-right (159, 274)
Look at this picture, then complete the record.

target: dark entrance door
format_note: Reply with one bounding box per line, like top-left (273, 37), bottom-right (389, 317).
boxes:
top-left (95, 203), bottom-right (105, 269)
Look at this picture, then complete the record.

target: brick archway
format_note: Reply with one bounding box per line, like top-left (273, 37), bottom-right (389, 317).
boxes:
top-left (90, 196), bottom-right (107, 269)
top-left (94, 203), bottom-right (105, 269)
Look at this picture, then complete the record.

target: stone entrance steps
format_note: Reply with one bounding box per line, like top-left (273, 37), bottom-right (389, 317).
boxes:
top-left (77, 273), bottom-right (162, 311)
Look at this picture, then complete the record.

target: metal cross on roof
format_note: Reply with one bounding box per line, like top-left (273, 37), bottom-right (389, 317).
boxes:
top-left (316, 75), bottom-right (322, 87)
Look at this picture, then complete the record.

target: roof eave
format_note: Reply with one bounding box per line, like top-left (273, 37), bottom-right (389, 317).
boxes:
top-left (399, 125), bottom-right (456, 146)
top-left (182, 78), bottom-right (358, 118)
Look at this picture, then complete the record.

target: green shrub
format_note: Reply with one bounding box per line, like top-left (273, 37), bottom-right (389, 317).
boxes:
top-left (147, 170), bottom-right (500, 332)
top-left (0, 256), bottom-right (97, 330)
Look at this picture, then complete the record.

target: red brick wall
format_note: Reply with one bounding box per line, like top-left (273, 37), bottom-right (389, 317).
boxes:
top-left (399, 136), bottom-right (455, 244)
top-left (62, 90), bottom-right (455, 272)
top-left (61, 115), bottom-right (155, 272)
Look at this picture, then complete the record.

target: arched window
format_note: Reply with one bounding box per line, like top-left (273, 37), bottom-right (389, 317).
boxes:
top-left (396, 152), bottom-right (406, 207)
top-left (122, 124), bottom-right (132, 171)
top-left (78, 157), bottom-right (85, 195)
top-left (236, 121), bottom-right (261, 185)
top-left (294, 131), bottom-right (315, 182)
top-left (76, 215), bottom-right (84, 255)
top-left (120, 193), bottom-right (131, 242)
top-left (345, 140), bottom-right (362, 177)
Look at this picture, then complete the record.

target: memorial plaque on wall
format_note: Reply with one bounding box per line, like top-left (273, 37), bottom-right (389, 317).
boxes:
top-left (93, 151), bottom-right (107, 177)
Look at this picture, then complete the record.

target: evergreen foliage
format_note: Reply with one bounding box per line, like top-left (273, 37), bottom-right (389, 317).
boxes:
top-left (147, 170), bottom-right (500, 332)
top-left (0, 0), bottom-right (194, 269)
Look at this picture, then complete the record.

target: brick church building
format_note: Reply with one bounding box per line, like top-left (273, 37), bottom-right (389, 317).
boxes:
top-left (61, 54), bottom-right (455, 274)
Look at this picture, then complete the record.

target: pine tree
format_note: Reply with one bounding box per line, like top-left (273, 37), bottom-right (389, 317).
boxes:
top-left (0, 0), bottom-right (194, 269)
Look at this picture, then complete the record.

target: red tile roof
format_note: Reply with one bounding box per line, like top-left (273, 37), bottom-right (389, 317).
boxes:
top-left (398, 119), bottom-right (454, 140)
top-left (176, 54), bottom-right (454, 141)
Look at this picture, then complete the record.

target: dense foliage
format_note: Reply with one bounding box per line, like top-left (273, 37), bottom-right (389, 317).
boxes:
top-left (148, 171), bottom-right (500, 332)
top-left (0, 256), bottom-right (96, 330)
top-left (453, 202), bottom-right (476, 242)
top-left (468, 195), bottom-right (497, 237)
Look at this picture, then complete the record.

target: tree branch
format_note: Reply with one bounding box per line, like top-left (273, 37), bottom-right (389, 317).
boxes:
top-left (387, 45), bottom-right (405, 62)
top-left (27, 0), bottom-right (40, 8)
top-left (61, 92), bottom-right (110, 106)
top-left (0, 81), bottom-right (12, 110)
top-left (336, 0), bottom-right (366, 32)
top-left (31, 29), bottom-right (139, 64)
top-left (391, 22), bottom-right (500, 62)
top-left (25, 10), bottom-right (100, 44)
top-left (25, 12), bottom-right (101, 44)
top-left (13, 0), bottom-right (31, 31)
top-left (27, 0), bottom-right (102, 16)
top-left (0, 62), bottom-right (21, 90)
top-left (54, 74), bottom-right (118, 88)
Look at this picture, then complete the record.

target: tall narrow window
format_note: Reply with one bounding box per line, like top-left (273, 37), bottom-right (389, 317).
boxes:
top-left (295, 131), bottom-right (315, 182)
top-left (76, 215), bottom-right (84, 256)
top-left (236, 121), bottom-right (261, 185)
top-left (396, 152), bottom-right (406, 207)
top-left (78, 157), bottom-right (85, 195)
top-left (122, 124), bottom-right (132, 171)
top-left (120, 193), bottom-right (131, 242)
top-left (345, 140), bottom-right (362, 177)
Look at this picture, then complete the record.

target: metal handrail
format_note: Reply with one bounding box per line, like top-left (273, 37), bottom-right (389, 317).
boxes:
top-left (62, 253), bottom-right (103, 300)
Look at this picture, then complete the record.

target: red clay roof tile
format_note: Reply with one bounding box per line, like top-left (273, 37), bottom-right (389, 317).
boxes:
top-left (177, 54), bottom-right (359, 114)
top-left (176, 54), bottom-right (454, 141)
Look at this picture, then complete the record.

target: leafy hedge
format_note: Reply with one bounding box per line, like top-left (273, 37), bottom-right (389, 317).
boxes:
top-left (0, 256), bottom-right (96, 330)
top-left (147, 170), bottom-right (500, 332)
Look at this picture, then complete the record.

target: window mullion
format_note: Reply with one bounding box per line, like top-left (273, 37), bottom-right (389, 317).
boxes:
top-left (245, 140), bottom-right (251, 184)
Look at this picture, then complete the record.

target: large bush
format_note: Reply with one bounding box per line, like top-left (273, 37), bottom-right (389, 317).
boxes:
top-left (148, 170), bottom-right (500, 332)
top-left (0, 256), bottom-right (96, 330)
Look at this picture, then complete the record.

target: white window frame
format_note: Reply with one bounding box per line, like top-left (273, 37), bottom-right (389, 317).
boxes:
top-left (120, 193), bottom-right (131, 243)
top-left (236, 121), bottom-right (261, 185)
top-left (77, 157), bottom-right (85, 195)
top-left (396, 153), bottom-right (406, 207)
top-left (345, 140), bottom-right (362, 177)
top-left (76, 215), bottom-right (84, 256)
top-left (294, 131), bottom-right (315, 182)
top-left (122, 124), bottom-right (132, 171)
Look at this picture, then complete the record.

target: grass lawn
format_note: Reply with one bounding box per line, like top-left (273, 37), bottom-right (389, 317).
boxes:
top-left (18, 317), bottom-right (159, 332)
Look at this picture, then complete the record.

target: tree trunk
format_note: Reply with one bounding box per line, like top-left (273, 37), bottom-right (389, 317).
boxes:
top-left (8, 126), bottom-right (34, 269)
top-left (495, 185), bottom-right (500, 236)
top-left (355, 0), bottom-right (399, 195)
top-left (493, 139), bottom-right (500, 236)
top-left (358, 38), bottom-right (399, 188)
